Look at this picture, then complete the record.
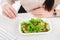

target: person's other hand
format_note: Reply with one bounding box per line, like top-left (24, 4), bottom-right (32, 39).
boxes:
top-left (30, 8), bottom-right (53, 18)
top-left (2, 4), bottom-right (18, 19)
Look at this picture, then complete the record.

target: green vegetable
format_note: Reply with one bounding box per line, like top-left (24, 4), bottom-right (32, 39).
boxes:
top-left (20, 18), bottom-right (50, 33)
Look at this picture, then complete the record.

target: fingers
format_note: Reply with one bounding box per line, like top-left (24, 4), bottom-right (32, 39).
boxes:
top-left (7, 4), bottom-right (18, 16)
top-left (2, 4), bottom-right (18, 19)
top-left (3, 8), bottom-right (13, 19)
top-left (6, 6), bottom-right (16, 18)
top-left (32, 13), bottom-right (45, 18)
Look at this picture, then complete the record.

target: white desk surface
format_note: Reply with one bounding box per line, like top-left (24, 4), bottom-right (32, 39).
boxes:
top-left (0, 14), bottom-right (60, 40)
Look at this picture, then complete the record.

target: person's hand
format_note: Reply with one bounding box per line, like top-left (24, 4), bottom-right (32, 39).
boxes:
top-left (2, 4), bottom-right (18, 19)
top-left (30, 8), bottom-right (53, 18)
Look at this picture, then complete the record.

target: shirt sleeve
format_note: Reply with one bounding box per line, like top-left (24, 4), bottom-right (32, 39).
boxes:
top-left (54, 0), bottom-right (60, 8)
top-left (7, 0), bottom-right (18, 4)
top-left (56, 0), bottom-right (60, 4)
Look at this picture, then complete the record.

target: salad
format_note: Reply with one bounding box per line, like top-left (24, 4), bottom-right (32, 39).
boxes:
top-left (20, 18), bottom-right (50, 33)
